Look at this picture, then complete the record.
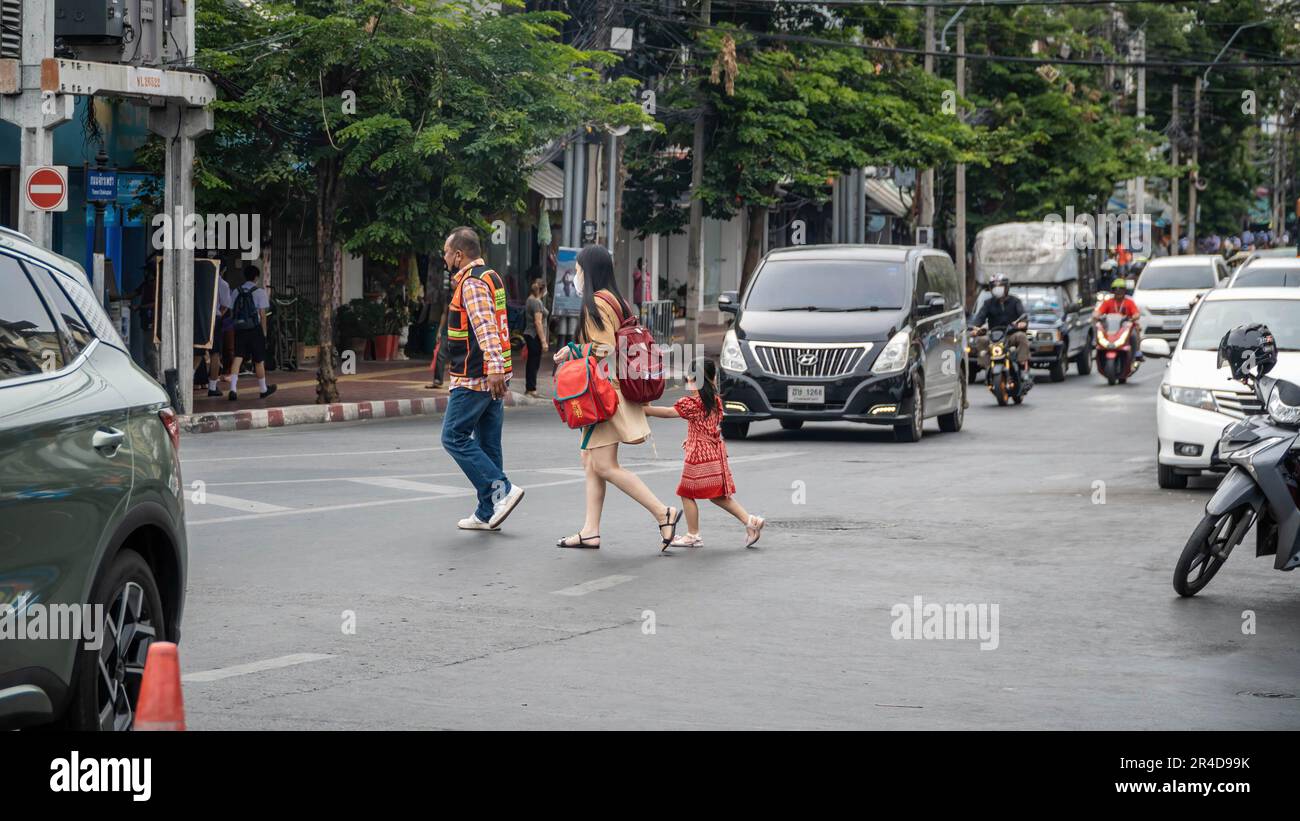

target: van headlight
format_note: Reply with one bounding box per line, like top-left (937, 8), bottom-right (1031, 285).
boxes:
top-left (720, 329), bottom-right (746, 373)
top-left (1160, 383), bottom-right (1216, 412)
top-left (1266, 386), bottom-right (1300, 425)
top-left (871, 330), bottom-right (910, 374)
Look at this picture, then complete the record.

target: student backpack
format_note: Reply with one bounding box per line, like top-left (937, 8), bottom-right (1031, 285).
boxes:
top-left (231, 286), bottom-right (260, 331)
top-left (594, 291), bottom-right (665, 403)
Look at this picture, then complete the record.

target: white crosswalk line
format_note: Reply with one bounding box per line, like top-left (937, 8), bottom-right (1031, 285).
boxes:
top-left (348, 476), bottom-right (472, 495)
top-left (552, 575), bottom-right (637, 596)
top-left (199, 494), bottom-right (292, 514)
top-left (182, 653), bottom-right (336, 683)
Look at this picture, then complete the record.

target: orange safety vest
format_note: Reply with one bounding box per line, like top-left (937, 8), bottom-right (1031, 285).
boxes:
top-left (447, 264), bottom-right (512, 379)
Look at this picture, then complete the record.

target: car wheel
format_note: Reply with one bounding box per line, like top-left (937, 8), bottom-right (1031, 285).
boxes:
top-left (1075, 337), bottom-right (1093, 375)
top-left (779, 419), bottom-right (803, 431)
top-left (894, 381), bottom-right (923, 442)
top-left (721, 421), bottom-right (749, 441)
top-left (58, 549), bottom-right (166, 731)
top-left (1157, 460), bottom-right (1189, 490)
top-left (938, 378), bottom-right (964, 432)
top-left (1049, 347), bottom-right (1068, 382)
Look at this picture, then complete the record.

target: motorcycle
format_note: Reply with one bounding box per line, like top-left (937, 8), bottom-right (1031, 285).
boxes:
top-left (971, 318), bottom-right (1032, 406)
top-left (1174, 369), bottom-right (1300, 597)
top-left (1094, 312), bottom-right (1141, 385)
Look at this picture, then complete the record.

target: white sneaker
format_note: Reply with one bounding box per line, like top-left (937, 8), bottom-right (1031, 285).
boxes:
top-left (458, 514), bottom-right (498, 531)
top-left (487, 484), bottom-right (525, 529)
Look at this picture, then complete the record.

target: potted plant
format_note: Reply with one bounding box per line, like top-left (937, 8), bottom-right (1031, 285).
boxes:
top-left (373, 291), bottom-right (410, 361)
top-left (297, 300), bottom-right (320, 365)
top-left (338, 299), bottom-right (380, 361)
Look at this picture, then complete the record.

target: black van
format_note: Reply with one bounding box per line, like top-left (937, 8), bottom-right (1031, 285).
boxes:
top-left (717, 245), bottom-right (965, 442)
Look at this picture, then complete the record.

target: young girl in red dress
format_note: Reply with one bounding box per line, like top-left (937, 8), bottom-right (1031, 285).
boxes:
top-left (644, 359), bottom-right (765, 548)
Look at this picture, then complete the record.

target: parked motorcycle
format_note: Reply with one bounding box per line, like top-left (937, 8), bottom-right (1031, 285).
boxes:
top-left (1174, 323), bottom-right (1300, 597)
top-left (1094, 312), bottom-right (1141, 385)
top-left (971, 318), bottom-right (1032, 406)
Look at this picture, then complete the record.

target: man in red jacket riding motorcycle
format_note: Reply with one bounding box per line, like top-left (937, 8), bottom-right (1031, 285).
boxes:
top-left (1093, 277), bottom-right (1143, 360)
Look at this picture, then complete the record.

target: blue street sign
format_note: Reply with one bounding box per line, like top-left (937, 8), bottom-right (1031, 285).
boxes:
top-left (87, 169), bottom-right (118, 202)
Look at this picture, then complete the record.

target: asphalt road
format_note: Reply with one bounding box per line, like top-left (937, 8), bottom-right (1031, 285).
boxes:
top-left (177, 364), bottom-right (1300, 729)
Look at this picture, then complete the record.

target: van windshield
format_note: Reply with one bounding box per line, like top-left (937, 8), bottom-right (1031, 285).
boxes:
top-left (745, 259), bottom-right (907, 311)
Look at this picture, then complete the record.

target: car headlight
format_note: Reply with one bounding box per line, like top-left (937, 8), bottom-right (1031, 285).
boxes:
top-left (1160, 383), bottom-right (1216, 412)
top-left (720, 329), bottom-right (746, 373)
top-left (872, 330), bottom-right (910, 374)
top-left (1267, 386), bottom-right (1300, 425)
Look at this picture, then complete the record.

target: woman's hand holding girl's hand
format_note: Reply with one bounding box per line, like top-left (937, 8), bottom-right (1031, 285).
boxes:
top-left (553, 347), bottom-right (571, 364)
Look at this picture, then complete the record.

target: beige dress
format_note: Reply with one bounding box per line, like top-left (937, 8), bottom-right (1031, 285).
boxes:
top-left (581, 291), bottom-right (650, 449)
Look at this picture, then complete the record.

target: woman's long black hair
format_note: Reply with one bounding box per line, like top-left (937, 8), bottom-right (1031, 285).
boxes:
top-left (577, 244), bottom-right (629, 338)
top-left (691, 358), bottom-right (720, 417)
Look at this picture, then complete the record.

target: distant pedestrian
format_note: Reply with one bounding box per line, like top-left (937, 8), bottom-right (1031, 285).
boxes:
top-left (644, 359), bottom-right (764, 548)
top-left (523, 277), bottom-right (549, 397)
top-left (227, 265), bottom-right (277, 401)
top-left (632, 257), bottom-right (647, 307)
top-left (439, 227), bottom-right (525, 531)
top-left (201, 273), bottom-right (233, 396)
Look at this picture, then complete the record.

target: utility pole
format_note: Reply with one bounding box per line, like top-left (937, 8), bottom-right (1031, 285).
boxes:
top-left (919, 1), bottom-right (936, 240)
top-left (1189, 79), bottom-right (1201, 250)
top-left (1133, 29), bottom-right (1146, 244)
top-left (1170, 83), bottom-right (1180, 254)
top-left (955, 22), bottom-right (967, 298)
top-left (685, 0), bottom-right (710, 350)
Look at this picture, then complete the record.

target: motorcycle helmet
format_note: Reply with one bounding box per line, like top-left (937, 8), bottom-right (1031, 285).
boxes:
top-left (1110, 277), bottom-right (1128, 299)
top-left (989, 273), bottom-right (1010, 299)
top-left (1218, 323), bottom-right (1278, 383)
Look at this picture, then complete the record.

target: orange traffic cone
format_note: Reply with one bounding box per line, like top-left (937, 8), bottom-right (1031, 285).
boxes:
top-left (134, 641), bottom-right (186, 731)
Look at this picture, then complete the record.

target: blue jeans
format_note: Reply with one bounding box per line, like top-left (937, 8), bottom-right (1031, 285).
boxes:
top-left (441, 387), bottom-right (511, 521)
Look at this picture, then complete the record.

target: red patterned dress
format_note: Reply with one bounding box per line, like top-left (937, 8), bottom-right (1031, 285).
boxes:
top-left (674, 394), bottom-right (737, 499)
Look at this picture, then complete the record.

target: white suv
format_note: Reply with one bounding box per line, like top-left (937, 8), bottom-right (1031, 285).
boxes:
top-left (1133, 255), bottom-right (1229, 343)
top-left (1144, 287), bottom-right (1300, 488)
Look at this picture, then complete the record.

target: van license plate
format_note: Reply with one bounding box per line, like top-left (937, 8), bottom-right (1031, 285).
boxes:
top-left (788, 385), bottom-right (824, 404)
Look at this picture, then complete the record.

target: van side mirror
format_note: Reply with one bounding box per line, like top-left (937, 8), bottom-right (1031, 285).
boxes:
top-left (919, 292), bottom-right (945, 315)
top-left (718, 291), bottom-right (739, 314)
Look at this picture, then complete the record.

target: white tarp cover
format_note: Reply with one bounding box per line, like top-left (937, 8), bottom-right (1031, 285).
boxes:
top-left (973, 222), bottom-right (1088, 284)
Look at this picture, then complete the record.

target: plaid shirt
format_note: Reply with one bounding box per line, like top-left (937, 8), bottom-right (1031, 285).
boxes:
top-left (449, 259), bottom-right (508, 392)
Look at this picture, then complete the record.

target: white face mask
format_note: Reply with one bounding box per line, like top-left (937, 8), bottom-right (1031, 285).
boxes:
top-left (574, 268), bottom-right (585, 296)
top-left (992, 286), bottom-right (1007, 299)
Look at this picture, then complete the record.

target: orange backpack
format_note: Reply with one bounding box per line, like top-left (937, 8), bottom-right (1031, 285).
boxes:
top-left (553, 342), bottom-right (620, 433)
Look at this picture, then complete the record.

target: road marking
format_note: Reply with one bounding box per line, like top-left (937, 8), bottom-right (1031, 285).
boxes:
top-left (182, 653), bottom-right (336, 683)
top-left (1042, 473), bottom-right (1080, 481)
top-left (186, 451), bottom-right (801, 526)
top-left (552, 575), bottom-right (637, 596)
top-left (348, 477), bottom-right (470, 495)
top-left (1091, 394), bottom-right (1122, 402)
top-left (197, 494), bottom-right (292, 514)
top-left (536, 467), bottom-right (589, 477)
top-left (185, 446), bottom-right (443, 464)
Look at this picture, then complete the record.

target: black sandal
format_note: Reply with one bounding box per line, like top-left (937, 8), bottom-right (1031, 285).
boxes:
top-left (658, 506), bottom-right (682, 552)
top-left (557, 533), bottom-right (600, 549)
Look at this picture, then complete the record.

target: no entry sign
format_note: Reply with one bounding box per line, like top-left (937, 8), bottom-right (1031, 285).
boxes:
top-left (24, 166), bottom-right (68, 212)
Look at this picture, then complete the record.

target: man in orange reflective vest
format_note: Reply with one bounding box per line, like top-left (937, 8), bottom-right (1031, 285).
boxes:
top-left (439, 227), bottom-right (525, 531)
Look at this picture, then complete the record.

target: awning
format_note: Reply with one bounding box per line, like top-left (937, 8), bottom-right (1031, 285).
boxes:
top-left (528, 162), bottom-right (564, 212)
top-left (865, 178), bottom-right (910, 218)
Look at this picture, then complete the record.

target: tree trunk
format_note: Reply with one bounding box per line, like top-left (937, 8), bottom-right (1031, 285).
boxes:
top-left (315, 157), bottom-right (342, 404)
top-left (740, 203), bottom-right (767, 294)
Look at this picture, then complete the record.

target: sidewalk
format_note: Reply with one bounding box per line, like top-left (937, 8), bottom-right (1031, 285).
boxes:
top-left (183, 322), bottom-right (728, 433)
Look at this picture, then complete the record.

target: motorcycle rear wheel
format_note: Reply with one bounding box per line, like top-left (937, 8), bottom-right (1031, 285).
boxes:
top-left (1173, 506), bottom-right (1252, 597)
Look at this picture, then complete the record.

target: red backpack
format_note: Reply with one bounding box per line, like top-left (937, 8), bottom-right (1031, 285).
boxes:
top-left (595, 292), bottom-right (665, 403)
top-left (553, 342), bottom-right (620, 430)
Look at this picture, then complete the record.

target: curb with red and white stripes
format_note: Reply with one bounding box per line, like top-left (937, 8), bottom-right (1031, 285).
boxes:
top-left (181, 391), bottom-right (552, 434)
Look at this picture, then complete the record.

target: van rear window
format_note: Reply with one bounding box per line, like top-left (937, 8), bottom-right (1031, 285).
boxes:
top-left (745, 259), bottom-right (907, 311)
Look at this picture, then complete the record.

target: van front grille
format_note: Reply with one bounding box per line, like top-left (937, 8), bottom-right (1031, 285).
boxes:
top-left (751, 343), bottom-right (872, 379)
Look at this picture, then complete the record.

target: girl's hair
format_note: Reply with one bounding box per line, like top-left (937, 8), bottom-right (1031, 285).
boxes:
top-left (690, 358), bottom-right (720, 417)
top-left (577, 244), bottom-right (629, 336)
top-left (529, 278), bottom-right (545, 297)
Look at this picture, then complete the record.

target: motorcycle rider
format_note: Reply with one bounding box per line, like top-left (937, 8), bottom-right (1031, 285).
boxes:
top-left (1093, 276), bottom-right (1143, 361)
top-left (970, 273), bottom-right (1030, 379)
